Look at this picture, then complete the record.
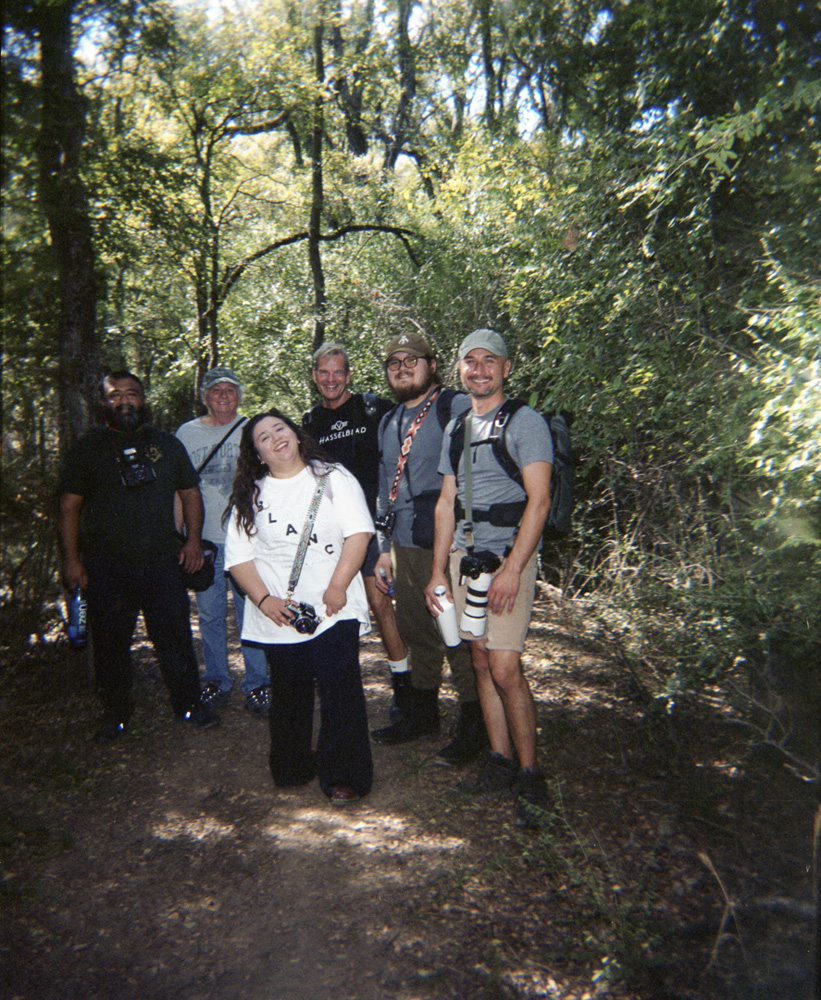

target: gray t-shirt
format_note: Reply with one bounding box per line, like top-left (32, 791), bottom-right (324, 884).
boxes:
top-left (438, 399), bottom-right (553, 558)
top-left (176, 416), bottom-right (247, 543)
top-left (376, 388), bottom-right (470, 550)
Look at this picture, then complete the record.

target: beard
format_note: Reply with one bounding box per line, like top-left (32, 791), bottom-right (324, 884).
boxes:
top-left (393, 373), bottom-right (437, 403)
top-left (105, 404), bottom-right (149, 433)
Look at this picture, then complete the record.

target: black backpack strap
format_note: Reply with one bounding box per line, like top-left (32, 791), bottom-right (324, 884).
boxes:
top-left (489, 397), bottom-right (527, 489)
top-left (448, 408), bottom-right (469, 485)
top-left (362, 390), bottom-right (378, 419)
top-left (436, 387), bottom-right (458, 429)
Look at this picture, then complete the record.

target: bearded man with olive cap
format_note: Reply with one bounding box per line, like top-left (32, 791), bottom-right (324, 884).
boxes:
top-left (371, 332), bottom-right (488, 767)
top-left (425, 329), bottom-right (553, 828)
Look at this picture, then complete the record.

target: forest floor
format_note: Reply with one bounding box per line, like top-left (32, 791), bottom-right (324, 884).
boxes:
top-left (0, 583), bottom-right (817, 1000)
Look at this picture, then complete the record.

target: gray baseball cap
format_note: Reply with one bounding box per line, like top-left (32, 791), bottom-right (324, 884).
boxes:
top-left (458, 329), bottom-right (508, 360)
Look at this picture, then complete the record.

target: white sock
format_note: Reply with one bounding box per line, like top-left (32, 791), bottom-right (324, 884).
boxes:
top-left (388, 658), bottom-right (410, 674)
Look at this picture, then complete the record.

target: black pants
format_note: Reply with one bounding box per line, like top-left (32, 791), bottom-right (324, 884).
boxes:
top-left (85, 553), bottom-right (202, 720)
top-left (265, 619), bottom-right (373, 798)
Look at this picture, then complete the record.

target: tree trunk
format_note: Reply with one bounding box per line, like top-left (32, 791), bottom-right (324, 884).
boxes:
top-left (309, 13), bottom-right (326, 353)
top-left (36, 0), bottom-right (98, 451)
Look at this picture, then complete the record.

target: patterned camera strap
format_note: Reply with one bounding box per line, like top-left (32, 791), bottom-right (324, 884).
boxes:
top-left (286, 472), bottom-right (330, 601)
top-left (386, 387), bottom-right (441, 508)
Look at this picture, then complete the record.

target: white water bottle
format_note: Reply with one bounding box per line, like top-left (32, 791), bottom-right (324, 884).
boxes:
top-left (433, 586), bottom-right (461, 646)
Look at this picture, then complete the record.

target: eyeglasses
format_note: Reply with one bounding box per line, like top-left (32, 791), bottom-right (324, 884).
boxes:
top-left (386, 355), bottom-right (427, 372)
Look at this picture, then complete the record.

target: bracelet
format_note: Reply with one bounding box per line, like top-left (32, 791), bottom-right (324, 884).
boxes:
top-left (257, 593), bottom-right (272, 609)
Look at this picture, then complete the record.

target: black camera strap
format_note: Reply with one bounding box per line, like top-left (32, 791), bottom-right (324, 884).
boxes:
top-left (196, 417), bottom-right (247, 474)
top-left (286, 471), bottom-right (330, 601)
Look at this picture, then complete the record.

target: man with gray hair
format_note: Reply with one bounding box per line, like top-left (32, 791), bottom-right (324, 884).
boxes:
top-left (302, 343), bottom-right (410, 718)
top-left (176, 366), bottom-right (270, 715)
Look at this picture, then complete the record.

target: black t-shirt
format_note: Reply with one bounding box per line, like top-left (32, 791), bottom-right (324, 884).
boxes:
top-left (59, 425), bottom-right (200, 564)
top-left (302, 393), bottom-right (393, 513)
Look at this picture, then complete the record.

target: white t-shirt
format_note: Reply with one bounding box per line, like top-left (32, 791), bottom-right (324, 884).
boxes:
top-left (224, 463), bottom-right (374, 644)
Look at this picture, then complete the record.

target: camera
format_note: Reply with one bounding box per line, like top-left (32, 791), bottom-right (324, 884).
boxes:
top-left (285, 601), bottom-right (320, 635)
top-left (459, 550), bottom-right (501, 581)
top-left (373, 509), bottom-right (396, 536)
top-left (117, 445), bottom-right (156, 488)
top-left (459, 550), bottom-right (501, 639)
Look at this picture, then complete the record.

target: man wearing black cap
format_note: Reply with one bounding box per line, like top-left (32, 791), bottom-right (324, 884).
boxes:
top-left (176, 366), bottom-right (270, 715)
top-left (371, 332), bottom-right (488, 766)
top-left (425, 329), bottom-right (553, 827)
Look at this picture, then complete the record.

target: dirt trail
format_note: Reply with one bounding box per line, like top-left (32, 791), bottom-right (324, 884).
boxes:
top-left (0, 588), bottom-right (816, 1000)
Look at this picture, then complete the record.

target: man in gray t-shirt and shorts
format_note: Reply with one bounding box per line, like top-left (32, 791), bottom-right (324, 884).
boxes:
top-left (425, 330), bottom-right (554, 828)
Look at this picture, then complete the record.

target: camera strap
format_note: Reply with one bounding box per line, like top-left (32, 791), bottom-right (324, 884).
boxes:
top-left (385, 387), bottom-right (441, 512)
top-left (286, 471), bottom-right (330, 600)
top-left (197, 417), bottom-right (247, 474)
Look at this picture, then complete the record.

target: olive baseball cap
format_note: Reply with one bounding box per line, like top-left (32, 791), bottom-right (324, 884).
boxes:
top-left (384, 332), bottom-right (435, 362)
top-left (458, 329), bottom-right (509, 360)
top-left (201, 366), bottom-right (241, 390)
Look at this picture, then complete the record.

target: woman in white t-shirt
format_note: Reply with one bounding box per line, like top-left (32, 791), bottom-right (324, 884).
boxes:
top-left (224, 409), bottom-right (374, 804)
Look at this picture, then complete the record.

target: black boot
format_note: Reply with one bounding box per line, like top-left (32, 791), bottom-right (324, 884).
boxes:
top-left (435, 700), bottom-right (489, 766)
top-left (372, 687), bottom-right (440, 745)
top-left (389, 671), bottom-right (414, 722)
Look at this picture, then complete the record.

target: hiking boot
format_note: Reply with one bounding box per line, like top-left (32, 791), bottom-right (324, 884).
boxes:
top-left (245, 686), bottom-right (270, 717)
top-left (372, 687), bottom-right (440, 745)
top-left (435, 700), bottom-right (489, 767)
top-left (200, 681), bottom-right (231, 708)
top-left (388, 671), bottom-right (414, 722)
top-left (514, 768), bottom-right (550, 828)
top-left (459, 751), bottom-right (518, 794)
top-left (178, 702), bottom-right (221, 729)
top-left (93, 713), bottom-right (128, 745)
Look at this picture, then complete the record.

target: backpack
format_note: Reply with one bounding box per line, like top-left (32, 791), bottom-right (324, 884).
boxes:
top-left (448, 397), bottom-right (576, 539)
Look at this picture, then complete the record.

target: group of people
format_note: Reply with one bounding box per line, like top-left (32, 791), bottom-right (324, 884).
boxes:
top-left (58, 328), bottom-right (554, 826)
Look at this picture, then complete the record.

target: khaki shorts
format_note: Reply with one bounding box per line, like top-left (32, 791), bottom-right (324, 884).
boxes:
top-left (449, 549), bottom-right (538, 653)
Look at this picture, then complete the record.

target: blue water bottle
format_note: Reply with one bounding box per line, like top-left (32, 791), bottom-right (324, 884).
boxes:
top-left (68, 586), bottom-right (88, 649)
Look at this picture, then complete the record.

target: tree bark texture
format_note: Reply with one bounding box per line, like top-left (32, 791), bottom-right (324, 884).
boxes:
top-left (309, 13), bottom-right (327, 353)
top-left (36, 0), bottom-right (98, 450)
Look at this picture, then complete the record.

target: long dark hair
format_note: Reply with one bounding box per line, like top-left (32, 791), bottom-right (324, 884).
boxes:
top-left (225, 408), bottom-right (334, 537)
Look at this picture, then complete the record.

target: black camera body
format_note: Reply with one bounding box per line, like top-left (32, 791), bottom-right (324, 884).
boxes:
top-left (118, 445), bottom-right (156, 488)
top-left (459, 549), bottom-right (502, 581)
top-left (285, 601), bottom-right (320, 635)
top-left (373, 510), bottom-right (396, 536)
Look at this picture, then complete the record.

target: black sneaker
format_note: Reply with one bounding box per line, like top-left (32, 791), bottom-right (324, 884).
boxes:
top-left (459, 751), bottom-right (518, 794)
top-left (245, 686), bottom-right (270, 717)
top-left (94, 714), bottom-right (128, 744)
top-left (179, 703), bottom-right (221, 729)
top-left (514, 768), bottom-right (550, 828)
top-left (200, 681), bottom-right (231, 708)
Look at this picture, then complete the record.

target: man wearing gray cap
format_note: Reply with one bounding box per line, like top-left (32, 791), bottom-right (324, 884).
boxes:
top-left (176, 367), bottom-right (270, 715)
top-left (425, 329), bottom-right (553, 827)
top-left (371, 331), bottom-right (488, 766)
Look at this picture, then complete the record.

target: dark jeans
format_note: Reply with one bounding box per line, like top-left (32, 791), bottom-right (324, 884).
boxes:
top-left (85, 553), bottom-right (202, 720)
top-left (265, 619), bottom-right (373, 798)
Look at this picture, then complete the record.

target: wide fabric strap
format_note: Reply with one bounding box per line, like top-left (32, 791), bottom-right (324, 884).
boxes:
top-left (463, 414), bottom-right (475, 553)
top-left (385, 387), bottom-right (442, 511)
top-left (286, 472), bottom-right (329, 598)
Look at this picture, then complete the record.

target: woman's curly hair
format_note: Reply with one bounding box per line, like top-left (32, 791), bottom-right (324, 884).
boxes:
top-left (224, 408), bottom-right (335, 537)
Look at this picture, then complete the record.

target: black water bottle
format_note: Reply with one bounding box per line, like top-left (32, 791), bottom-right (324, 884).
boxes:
top-left (67, 586), bottom-right (88, 649)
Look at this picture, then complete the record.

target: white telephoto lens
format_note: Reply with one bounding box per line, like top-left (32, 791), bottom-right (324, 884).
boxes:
top-left (459, 572), bottom-right (494, 638)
